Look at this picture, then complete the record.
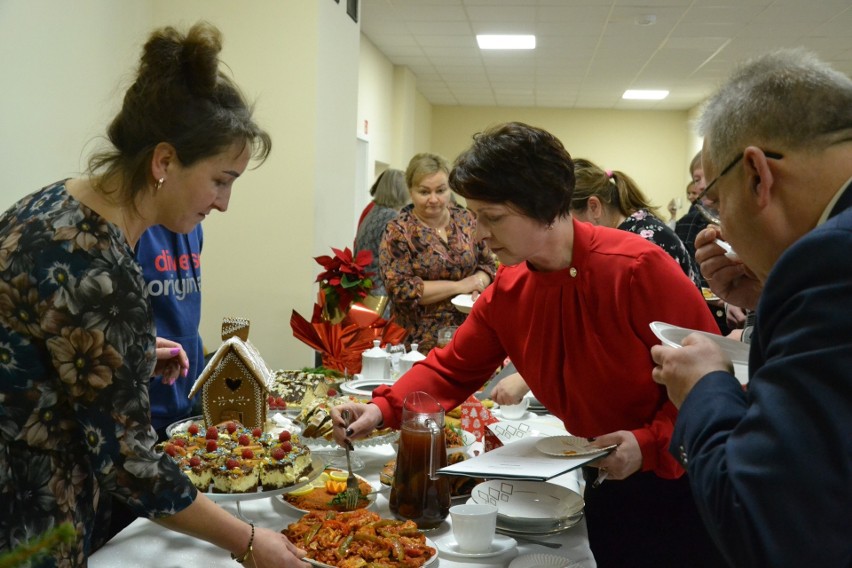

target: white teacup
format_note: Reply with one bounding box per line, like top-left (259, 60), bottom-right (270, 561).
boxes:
top-left (499, 397), bottom-right (529, 419)
top-left (450, 503), bottom-right (497, 553)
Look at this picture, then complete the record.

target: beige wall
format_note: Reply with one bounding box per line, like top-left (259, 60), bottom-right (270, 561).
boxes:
top-left (1, 0), bottom-right (362, 371)
top-left (1, 1), bottom-right (704, 375)
top-left (431, 107), bottom-right (695, 218)
top-left (0, 0), bottom-right (149, 206)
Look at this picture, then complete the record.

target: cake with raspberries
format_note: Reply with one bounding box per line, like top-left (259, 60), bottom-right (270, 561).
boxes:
top-left (160, 420), bottom-right (313, 493)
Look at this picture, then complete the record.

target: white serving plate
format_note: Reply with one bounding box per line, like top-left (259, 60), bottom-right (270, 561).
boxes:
top-left (339, 378), bottom-right (394, 397)
top-left (470, 479), bottom-right (584, 524)
top-left (509, 552), bottom-right (584, 568)
top-left (650, 321), bottom-right (749, 364)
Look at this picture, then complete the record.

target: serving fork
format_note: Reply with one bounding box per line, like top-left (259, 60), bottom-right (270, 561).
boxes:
top-left (341, 409), bottom-right (360, 510)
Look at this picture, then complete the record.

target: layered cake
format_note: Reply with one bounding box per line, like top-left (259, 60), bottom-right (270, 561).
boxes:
top-left (160, 420), bottom-right (313, 493)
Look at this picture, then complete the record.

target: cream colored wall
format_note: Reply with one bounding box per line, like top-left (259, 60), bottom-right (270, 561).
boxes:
top-left (357, 33), bottom-right (433, 181)
top-left (0, 1), bottom-right (362, 371)
top-left (0, 0), bottom-right (150, 210)
top-left (149, 0), bottom-right (360, 370)
top-left (431, 107), bottom-right (694, 218)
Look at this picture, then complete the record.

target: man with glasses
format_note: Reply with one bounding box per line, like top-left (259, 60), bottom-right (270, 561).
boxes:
top-left (651, 49), bottom-right (852, 567)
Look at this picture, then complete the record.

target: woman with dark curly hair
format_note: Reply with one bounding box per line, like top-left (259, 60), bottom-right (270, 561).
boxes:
top-left (0, 22), bottom-right (309, 567)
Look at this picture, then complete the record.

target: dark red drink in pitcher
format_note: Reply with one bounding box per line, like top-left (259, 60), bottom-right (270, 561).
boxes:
top-left (389, 391), bottom-right (450, 529)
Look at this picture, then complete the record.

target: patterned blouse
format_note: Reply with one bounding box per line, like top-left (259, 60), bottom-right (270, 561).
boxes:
top-left (380, 203), bottom-right (496, 352)
top-left (354, 204), bottom-right (399, 319)
top-left (0, 181), bottom-right (196, 566)
top-left (619, 209), bottom-right (701, 288)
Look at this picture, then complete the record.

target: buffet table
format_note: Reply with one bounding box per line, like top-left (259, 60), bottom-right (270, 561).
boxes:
top-left (90, 414), bottom-right (597, 568)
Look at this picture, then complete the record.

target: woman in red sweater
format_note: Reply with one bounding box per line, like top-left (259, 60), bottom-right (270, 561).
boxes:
top-left (333, 122), bottom-right (726, 568)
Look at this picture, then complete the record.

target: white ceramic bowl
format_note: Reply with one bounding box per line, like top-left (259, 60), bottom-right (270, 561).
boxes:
top-left (470, 479), bottom-right (584, 525)
top-left (498, 398), bottom-right (529, 419)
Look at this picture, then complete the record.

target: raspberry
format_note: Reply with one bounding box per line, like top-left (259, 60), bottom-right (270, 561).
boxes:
top-left (272, 448), bottom-right (286, 461)
top-left (238, 434), bottom-right (250, 446)
top-left (275, 396), bottom-right (286, 409)
top-left (189, 456), bottom-right (201, 467)
top-left (173, 438), bottom-right (186, 448)
top-left (205, 426), bottom-right (218, 440)
top-left (226, 422), bottom-right (237, 434)
top-left (206, 439), bottom-right (218, 452)
top-left (280, 441), bottom-right (292, 453)
top-left (164, 444), bottom-right (177, 457)
top-left (242, 448), bottom-right (254, 459)
top-left (327, 389), bottom-right (338, 397)
top-left (278, 430), bottom-right (291, 443)
top-left (266, 395), bottom-right (275, 405)
top-left (252, 427), bottom-right (263, 438)
top-left (187, 423), bottom-right (199, 436)
top-left (226, 458), bottom-right (239, 470)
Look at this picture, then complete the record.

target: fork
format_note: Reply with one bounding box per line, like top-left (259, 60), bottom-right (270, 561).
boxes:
top-left (341, 409), bottom-right (360, 510)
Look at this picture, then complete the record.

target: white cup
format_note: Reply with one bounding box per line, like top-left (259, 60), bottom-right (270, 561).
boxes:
top-left (450, 503), bottom-right (497, 553)
top-left (499, 397), bottom-right (529, 419)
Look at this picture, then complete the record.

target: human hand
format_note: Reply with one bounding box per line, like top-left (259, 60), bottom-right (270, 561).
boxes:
top-left (153, 337), bottom-right (189, 385)
top-left (330, 402), bottom-right (383, 447)
top-left (650, 333), bottom-right (732, 408)
top-left (242, 526), bottom-right (310, 568)
top-left (725, 303), bottom-right (747, 328)
top-left (462, 272), bottom-right (489, 296)
top-left (585, 431), bottom-right (640, 481)
top-left (695, 226), bottom-right (762, 310)
top-left (490, 373), bottom-right (530, 405)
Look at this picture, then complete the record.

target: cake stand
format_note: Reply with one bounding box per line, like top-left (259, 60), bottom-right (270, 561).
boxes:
top-left (206, 455), bottom-right (326, 521)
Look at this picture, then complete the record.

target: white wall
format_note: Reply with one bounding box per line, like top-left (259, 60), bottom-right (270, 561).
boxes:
top-left (1, 0), bottom-right (363, 371)
top-left (0, 0), bottom-right (150, 209)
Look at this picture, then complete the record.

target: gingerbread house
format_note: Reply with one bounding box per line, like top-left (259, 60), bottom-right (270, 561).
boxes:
top-left (189, 317), bottom-right (272, 430)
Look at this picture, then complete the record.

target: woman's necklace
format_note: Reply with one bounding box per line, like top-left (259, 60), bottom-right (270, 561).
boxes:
top-left (414, 209), bottom-right (451, 241)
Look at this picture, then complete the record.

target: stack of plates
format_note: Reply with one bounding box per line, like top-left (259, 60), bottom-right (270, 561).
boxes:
top-left (469, 479), bottom-right (584, 535)
top-left (526, 394), bottom-right (547, 414)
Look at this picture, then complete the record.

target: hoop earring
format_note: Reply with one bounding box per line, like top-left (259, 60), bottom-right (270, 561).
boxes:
top-left (155, 177), bottom-right (165, 191)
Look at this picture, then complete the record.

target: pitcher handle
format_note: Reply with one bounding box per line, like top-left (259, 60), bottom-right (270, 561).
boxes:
top-left (425, 417), bottom-right (441, 481)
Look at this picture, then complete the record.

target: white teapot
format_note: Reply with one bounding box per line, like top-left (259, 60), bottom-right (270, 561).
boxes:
top-left (399, 343), bottom-right (427, 376)
top-left (361, 339), bottom-right (390, 382)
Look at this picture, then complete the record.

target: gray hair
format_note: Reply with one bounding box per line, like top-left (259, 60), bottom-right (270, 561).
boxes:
top-left (698, 48), bottom-right (852, 166)
top-left (370, 169), bottom-right (409, 209)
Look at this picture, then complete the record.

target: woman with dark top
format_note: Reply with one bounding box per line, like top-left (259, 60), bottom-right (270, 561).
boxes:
top-left (570, 157), bottom-right (701, 287)
top-left (354, 169), bottom-right (409, 318)
top-left (379, 153), bottom-right (496, 351)
top-left (0, 22), bottom-right (308, 567)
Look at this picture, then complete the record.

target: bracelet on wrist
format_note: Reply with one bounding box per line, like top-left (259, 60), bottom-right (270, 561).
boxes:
top-left (230, 522), bottom-right (254, 563)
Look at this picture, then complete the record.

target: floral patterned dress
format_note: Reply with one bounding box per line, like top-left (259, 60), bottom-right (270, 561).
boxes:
top-left (380, 203), bottom-right (496, 352)
top-left (619, 208), bottom-right (701, 288)
top-left (0, 181), bottom-right (196, 567)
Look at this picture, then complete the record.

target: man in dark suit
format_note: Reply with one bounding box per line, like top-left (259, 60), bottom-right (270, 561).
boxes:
top-left (650, 49), bottom-right (852, 567)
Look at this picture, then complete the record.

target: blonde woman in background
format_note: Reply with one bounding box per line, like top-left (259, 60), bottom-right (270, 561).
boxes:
top-left (354, 169), bottom-right (410, 318)
top-left (379, 153), bottom-right (496, 351)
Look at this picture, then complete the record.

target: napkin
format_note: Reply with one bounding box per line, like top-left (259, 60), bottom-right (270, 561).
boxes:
top-left (459, 395), bottom-right (499, 443)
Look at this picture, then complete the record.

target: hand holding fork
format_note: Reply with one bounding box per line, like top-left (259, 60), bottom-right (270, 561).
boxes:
top-left (341, 409), bottom-right (360, 510)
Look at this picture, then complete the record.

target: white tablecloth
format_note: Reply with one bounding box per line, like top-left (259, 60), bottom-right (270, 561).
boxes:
top-left (90, 416), bottom-right (596, 568)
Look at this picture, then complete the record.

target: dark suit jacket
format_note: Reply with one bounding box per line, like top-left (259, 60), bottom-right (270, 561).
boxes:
top-left (670, 184), bottom-right (852, 567)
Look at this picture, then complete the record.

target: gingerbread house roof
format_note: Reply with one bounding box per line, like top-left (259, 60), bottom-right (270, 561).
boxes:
top-left (188, 335), bottom-right (273, 399)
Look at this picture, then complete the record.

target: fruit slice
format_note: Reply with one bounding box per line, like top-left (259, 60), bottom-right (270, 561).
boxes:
top-left (288, 484), bottom-right (314, 497)
top-left (328, 470), bottom-right (348, 482)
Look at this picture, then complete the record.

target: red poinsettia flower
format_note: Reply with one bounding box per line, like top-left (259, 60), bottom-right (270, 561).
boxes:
top-left (314, 247), bottom-right (374, 313)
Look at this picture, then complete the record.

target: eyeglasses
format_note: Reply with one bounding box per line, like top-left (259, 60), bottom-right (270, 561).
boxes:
top-left (693, 150), bottom-right (783, 224)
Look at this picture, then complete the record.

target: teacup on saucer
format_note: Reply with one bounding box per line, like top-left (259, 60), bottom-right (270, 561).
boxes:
top-left (435, 533), bottom-right (517, 559)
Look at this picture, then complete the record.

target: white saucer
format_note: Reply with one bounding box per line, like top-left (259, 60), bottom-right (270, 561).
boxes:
top-left (435, 533), bottom-right (517, 558)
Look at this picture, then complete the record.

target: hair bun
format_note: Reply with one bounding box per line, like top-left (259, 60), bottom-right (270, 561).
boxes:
top-left (180, 22), bottom-right (222, 97)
